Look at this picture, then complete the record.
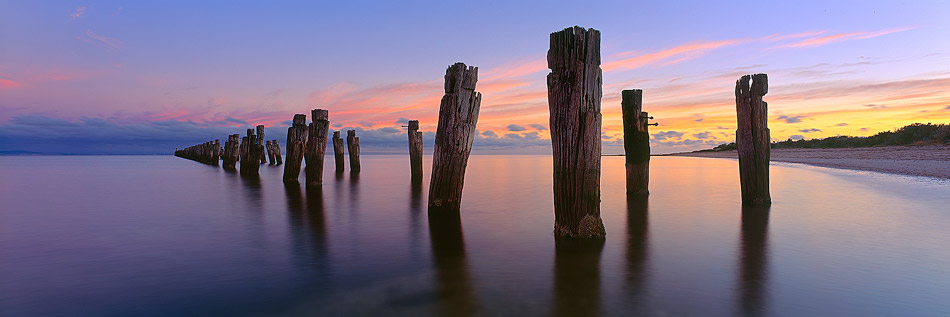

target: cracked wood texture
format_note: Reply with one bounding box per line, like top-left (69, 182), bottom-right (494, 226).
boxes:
top-left (332, 131), bottom-right (345, 172)
top-left (346, 130), bottom-right (361, 173)
top-left (283, 114), bottom-right (308, 181)
top-left (547, 26), bottom-right (605, 238)
top-left (428, 63), bottom-right (481, 212)
top-left (622, 89), bottom-right (650, 196)
top-left (408, 120), bottom-right (423, 179)
top-left (305, 109), bottom-right (330, 184)
top-left (735, 74), bottom-right (771, 205)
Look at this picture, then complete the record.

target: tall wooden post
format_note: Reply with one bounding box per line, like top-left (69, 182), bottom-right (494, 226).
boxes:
top-left (211, 139), bottom-right (221, 165)
top-left (332, 131), bottom-right (345, 172)
top-left (223, 134), bottom-right (240, 169)
top-left (547, 26), bottom-right (605, 238)
top-left (283, 114), bottom-right (308, 182)
top-left (346, 130), bottom-right (361, 173)
top-left (256, 125), bottom-right (267, 164)
top-left (428, 63), bottom-right (481, 211)
top-left (305, 109), bottom-right (330, 184)
top-left (273, 140), bottom-right (283, 165)
top-left (240, 128), bottom-right (261, 175)
top-left (622, 89), bottom-right (650, 196)
top-left (407, 120), bottom-right (423, 179)
top-left (735, 74), bottom-right (771, 205)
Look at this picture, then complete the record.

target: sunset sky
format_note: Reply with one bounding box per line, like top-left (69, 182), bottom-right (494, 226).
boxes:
top-left (2, 1), bottom-right (949, 154)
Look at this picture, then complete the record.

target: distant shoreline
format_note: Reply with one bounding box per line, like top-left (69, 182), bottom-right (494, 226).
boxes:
top-left (665, 145), bottom-right (950, 179)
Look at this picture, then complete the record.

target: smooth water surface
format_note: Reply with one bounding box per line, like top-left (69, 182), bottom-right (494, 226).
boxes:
top-left (2, 155), bottom-right (949, 316)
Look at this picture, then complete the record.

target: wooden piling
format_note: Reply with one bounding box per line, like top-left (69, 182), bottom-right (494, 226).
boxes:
top-left (332, 131), bottom-right (345, 172)
top-left (266, 140), bottom-right (276, 164)
top-left (407, 120), bottom-right (423, 179)
top-left (305, 109), bottom-right (330, 184)
top-left (346, 130), bottom-right (361, 173)
top-left (174, 140), bottom-right (220, 165)
top-left (735, 74), bottom-right (771, 205)
top-left (257, 125), bottom-right (267, 164)
top-left (222, 134), bottom-right (240, 169)
top-left (240, 128), bottom-right (262, 175)
top-left (622, 89), bottom-right (650, 196)
top-left (428, 63), bottom-right (481, 211)
top-left (273, 139), bottom-right (283, 165)
top-left (547, 26), bottom-right (605, 238)
top-left (283, 114), bottom-right (308, 182)
top-left (212, 139), bottom-right (221, 165)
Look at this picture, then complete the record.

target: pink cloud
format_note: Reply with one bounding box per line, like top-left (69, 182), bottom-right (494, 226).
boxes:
top-left (70, 6), bottom-right (87, 20)
top-left (774, 27), bottom-right (916, 49)
top-left (602, 39), bottom-right (745, 72)
top-left (0, 78), bottom-right (22, 89)
top-left (78, 29), bottom-right (123, 49)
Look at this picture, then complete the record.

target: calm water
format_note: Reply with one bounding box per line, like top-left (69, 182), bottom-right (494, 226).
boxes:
top-left (2, 155), bottom-right (950, 316)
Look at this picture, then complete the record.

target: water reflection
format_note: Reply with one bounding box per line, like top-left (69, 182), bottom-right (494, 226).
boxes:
top-left (428, 211), bottom-right (478, 316)
top-left (553, 237), bottom-right (604, 317)
top-left (409, 177), bottom-right (425, 259)
top-left (625, 195), bottom-right (649, 309)
top-left (285, 182), bottom-right (329, 275)
top-left (737, 205), bottom-right (770, 316)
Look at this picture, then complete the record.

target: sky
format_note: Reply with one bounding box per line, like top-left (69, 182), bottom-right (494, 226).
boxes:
top-left (1, 0), bottom-right (949, 154)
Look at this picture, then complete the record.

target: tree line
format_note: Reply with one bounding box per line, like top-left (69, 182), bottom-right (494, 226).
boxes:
top-left (700, 123), bottom-right (950, 152)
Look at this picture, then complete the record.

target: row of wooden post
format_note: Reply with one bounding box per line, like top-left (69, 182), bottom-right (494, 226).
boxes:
top-left (282, 110), bottom-right (362, 184)
top-left (174, 25), bottom-right (772, 242)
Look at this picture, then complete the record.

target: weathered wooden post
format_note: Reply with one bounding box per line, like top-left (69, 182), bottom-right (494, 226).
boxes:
top-left (735, 74), bottom-right (771, 205)
top-left (273, 139), bottom-right (283, 165)
top-left (223, 134), bottom-right (239, 169)
top-left (407, 120), bottom-right (424, 180)
top-left (622, 89), bottom-right (652, 196)
top-left (212, 139), bottom-right (221, 165)
top-left (346, 130), bottom-right (361, 173)
top-left (547, 26), bottom-right (605, 238)
top-left (240, 128), bottom-right (261, 175)
top-left (265, 140), bottom-right (275, 164)
top-left (305, 109), bottom-right (330, 184)
top-left (428, 63), bottom-right (481, 211)
top-left (332, 131), bottom-right (345, 173)
top-left (283, 114), bottom-right (308, 181)
top-left (256, 125), bottom-right (267, 164)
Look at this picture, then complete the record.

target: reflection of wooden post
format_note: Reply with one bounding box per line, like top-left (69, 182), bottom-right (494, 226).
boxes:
top-left (273, 139), bottom-right (283, 165)
top-left (428, 212), bottom-right (478, 315)
top-left (735, 74), bottom-right (771, 205)
top-left (739, 205), bottom-right (770, 315)
top-left (256, 125), bottom-right (267, 164)
top-left (407, 120), bottom-right (423, 179)
top-left (346, 130), bottom-right (361, 173)
top-left (283, 114), bottom-right (308, 181)
top-left (429, 63), bottom-right (481, 211)
top-left (305, 109), bottom-right (330, 184)
top-left (553, 237), bottom-right (604, 317)
top-left (547, 26), bottom-right (605, 238)
top-left (622, 89), bottom-right (650, 196)
top-left (332, 131), bottom-right (345, 172)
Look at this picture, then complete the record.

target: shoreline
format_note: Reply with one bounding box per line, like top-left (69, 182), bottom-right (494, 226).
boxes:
top-left (666, 145), bottom-right (950, 179)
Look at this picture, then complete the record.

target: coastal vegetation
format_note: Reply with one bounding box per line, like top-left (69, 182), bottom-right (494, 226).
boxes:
top-left (701, 123), bottom-right (950, 152)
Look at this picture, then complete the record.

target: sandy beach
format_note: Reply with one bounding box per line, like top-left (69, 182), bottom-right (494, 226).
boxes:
top-left (668, 145), bottom-right (950, 179)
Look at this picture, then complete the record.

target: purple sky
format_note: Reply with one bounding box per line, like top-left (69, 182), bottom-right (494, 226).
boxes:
top-left (1, 1), bottom-right (949, 154)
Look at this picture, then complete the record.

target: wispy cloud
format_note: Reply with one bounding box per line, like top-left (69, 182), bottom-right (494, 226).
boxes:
top-left (603, 39), bottom-right (744, 72)
top-left (773, 27), bottom-right (916, 49)
top-left (70, 6), bottom-right (87, 20)
top-left (0, 78), bottom-right (22, 89)
top-left (78, 29), bottom-right (123, 49)
top-left (777, 115), bottom-right (807, 123)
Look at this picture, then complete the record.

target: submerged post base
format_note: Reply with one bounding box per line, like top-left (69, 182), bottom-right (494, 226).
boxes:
top-left (554, 214), bottom-right (606, 239)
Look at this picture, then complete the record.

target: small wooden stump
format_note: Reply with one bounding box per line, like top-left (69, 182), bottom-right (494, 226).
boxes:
top-left (283, 114), bottom-right (308, 182)
top-left (547, 26), bottom-right (605, 238)
top-left (346, 130), bottom-right (361, 173)
top-left (223, 134), bottom-right (240, 169)
top-left (622, 89), bottom-right (650, 196)
top-left (407, 120), bottom-right (423, 179)
top-left (332, 131), bottom-right (345, 173)
top-left (305, 109), bottom-right (330, 184)
top-left (256, 125), bottom-right (267, 164)
top-left (265, 140), bottom-right (276, 164)
top-left (273, 139), bottom-right (283, 165)
top-left (735, 74), bottom-right (771, 205)
top-left (428, 63), bottom-right (481, 212)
